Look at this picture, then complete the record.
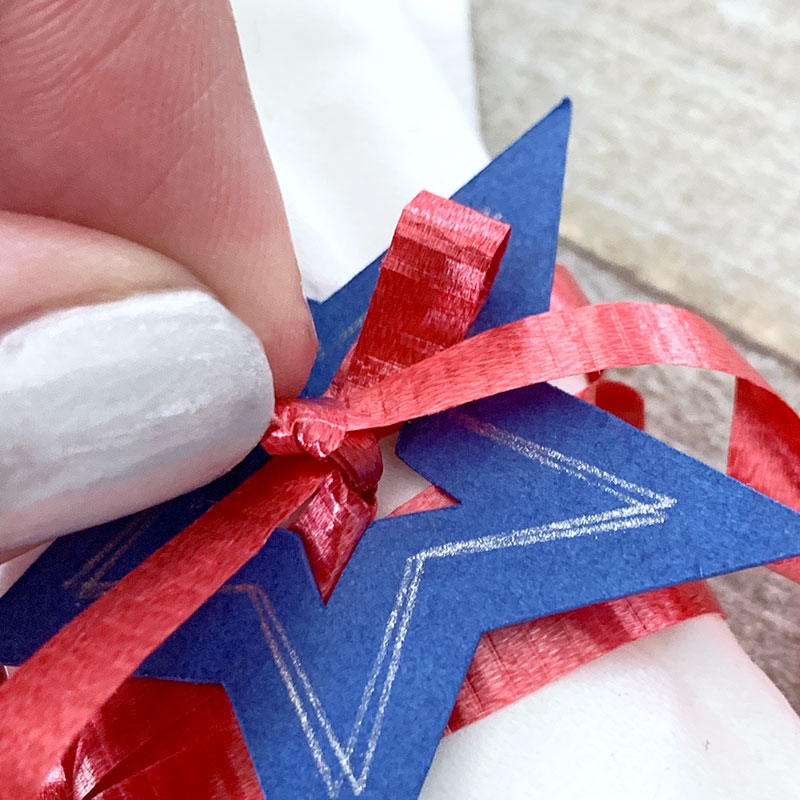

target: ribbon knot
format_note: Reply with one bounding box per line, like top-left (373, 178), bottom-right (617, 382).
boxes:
top-left (263, 400), bottom-right (385, 602)
top-left (263, 397), bottom-right (349, 459)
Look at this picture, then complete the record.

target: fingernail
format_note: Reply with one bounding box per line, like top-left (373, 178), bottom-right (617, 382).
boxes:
top-left (0, 289), bottom-right (274, 550)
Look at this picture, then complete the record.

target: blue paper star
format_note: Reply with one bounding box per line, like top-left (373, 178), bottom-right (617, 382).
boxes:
top-left (2, 100), bottom-right (799, 799)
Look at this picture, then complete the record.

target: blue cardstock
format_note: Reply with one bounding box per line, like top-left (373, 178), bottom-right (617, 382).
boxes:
top-left (2, 100), bottom-right (800, 799)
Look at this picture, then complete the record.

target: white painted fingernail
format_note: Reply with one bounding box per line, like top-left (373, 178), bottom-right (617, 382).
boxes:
top-left (0, 289), bottom-right (274, 550)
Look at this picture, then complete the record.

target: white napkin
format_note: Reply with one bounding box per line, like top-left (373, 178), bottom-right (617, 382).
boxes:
top-left (230, 1), bottom-right (800, 797)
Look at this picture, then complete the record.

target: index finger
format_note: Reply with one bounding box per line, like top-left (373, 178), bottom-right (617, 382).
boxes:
top-left (0, 0), bottom-right (316, 395)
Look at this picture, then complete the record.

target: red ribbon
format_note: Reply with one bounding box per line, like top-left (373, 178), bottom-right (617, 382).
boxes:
top-left (0, 456), bottom-right (331, 799)
top-left (1, 191), bottom-right (798, 798)
top-left (264, 191), bottom-right (510, 600)
top-left (38, 678), bottom-right (261, 800)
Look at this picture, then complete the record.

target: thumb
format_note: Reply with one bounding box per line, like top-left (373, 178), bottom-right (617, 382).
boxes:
top-left (0, 212), bottom-right (274, 552)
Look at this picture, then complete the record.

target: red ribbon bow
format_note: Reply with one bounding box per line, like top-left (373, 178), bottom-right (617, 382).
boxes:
top-left (262, 191), bottom-right (509, 600)
top-left (2, 191), bottom-right (800, 799)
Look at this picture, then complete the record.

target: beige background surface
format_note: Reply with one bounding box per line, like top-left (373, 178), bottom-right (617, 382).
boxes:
top-left (471, 0), bottom-right (800, 710)
top-left (473, 0), bottom-right (799, 358)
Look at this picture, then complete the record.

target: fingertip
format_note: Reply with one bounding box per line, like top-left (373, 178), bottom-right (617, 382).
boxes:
top-left (0, 213), bottom-right (277, 549)
top-left (263, 302), bottom-right (319, 397)
top-left (0, 288), bottom-right (275, 550)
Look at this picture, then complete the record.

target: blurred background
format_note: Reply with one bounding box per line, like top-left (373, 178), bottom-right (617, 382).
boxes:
top-left (470, 0), bottom-right (800, 709)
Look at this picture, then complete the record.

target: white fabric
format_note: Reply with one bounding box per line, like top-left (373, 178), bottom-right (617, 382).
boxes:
top-left (232, 0), bottom-right (486, 300)
top-left (231, 1), bottom-right (800, 798)
top-left (421, 615), bottom-right (800, 799)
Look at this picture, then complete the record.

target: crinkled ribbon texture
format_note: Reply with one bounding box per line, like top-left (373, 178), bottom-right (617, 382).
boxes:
top-left (1, 191), bottom-right (799, 799)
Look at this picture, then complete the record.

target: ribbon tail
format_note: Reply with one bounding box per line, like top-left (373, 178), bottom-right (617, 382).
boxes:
top-left (343, 303), bottom-right (776, 428)
top-left (350, 300), bottom-right (800, 580)
top-left (0, 456), bottom-right (329, 799)
top-left (345, 303), bottom-right (800, 522)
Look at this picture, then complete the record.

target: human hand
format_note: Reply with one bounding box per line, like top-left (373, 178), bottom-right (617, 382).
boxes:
top-left (0, 0), bottom-right (317, 554)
